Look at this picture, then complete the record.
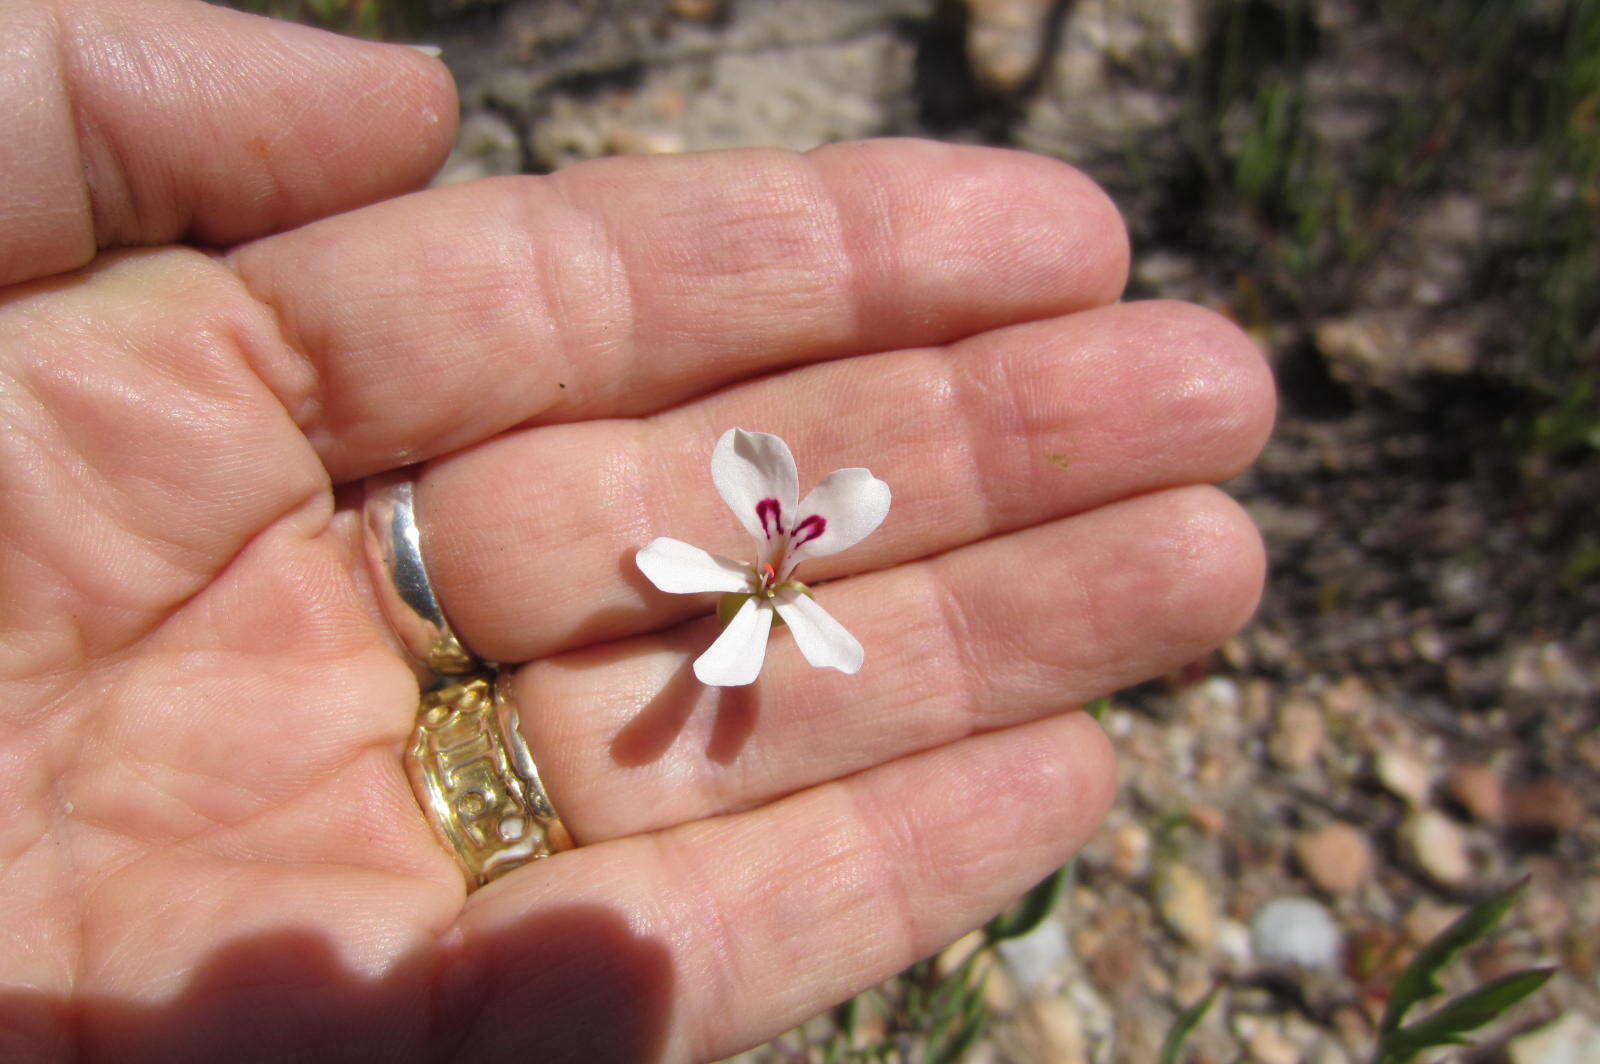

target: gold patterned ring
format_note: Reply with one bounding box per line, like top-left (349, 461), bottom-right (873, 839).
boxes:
top-left (362, 472), bottom-right (574, 889)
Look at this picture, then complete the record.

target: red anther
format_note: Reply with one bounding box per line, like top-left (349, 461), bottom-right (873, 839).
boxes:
top-left (760, 563), bottom-right (777, 586)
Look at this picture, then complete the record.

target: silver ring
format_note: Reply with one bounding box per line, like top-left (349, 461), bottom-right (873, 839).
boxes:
top-left (362, 471), bottom-right (480, 675)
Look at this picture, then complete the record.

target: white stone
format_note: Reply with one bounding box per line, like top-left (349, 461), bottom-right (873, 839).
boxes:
top-left (997, 916), bottom-right (1072, 994)
top-left (1509, 1011), bottom-right (1600, 1064)
top-left (1250, 897), bottom-right (1344, 971)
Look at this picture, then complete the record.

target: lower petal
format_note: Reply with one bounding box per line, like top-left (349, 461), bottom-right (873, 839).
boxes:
top-left (694, 596), bottom-right (774, 686)
top-left (772, 588), bottom-right (864, 674)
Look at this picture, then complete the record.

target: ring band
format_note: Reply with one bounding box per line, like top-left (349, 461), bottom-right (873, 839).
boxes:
top-left (362, 471), bottom-right (480, 676)
top-left (408, 671), bottom-right (574, 888)
top-left (362, 470), bottom-right (574, 888)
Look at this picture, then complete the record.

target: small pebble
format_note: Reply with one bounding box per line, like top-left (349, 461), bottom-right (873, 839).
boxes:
top-left (1509, 1011), bottom-right (1600, 1064)
top-left (1188, 803), bottom-right (1227, 836)
top-left (1247, 1020), bottom-right (1301, 1064)
top-left (1156, 863), bottom-right (1216, 951)
top-left (667, 0), bottom-right (724, 20)
top-left (1374, 749), bottom-right (1434, 807)
top-left (1505, 777), bottom-right (1585, 834)
top-left (1027, 994), bottom-right (1088, 1064)
top-left (1216, 918), bottom-right (1254, 967)
top-left (1294, 822), bottom-right (1374, 895)
top-left (1268, 697), bottom-right (1326, 770)
top-left (1402, 899), bottom-right (1462, 945)
top-left (1398, 811), bottom-right (1473, 887)
top-left (962, 0), bottom-right (1055, 94)
top-left (1110, 823), bottom-right (1152, 879)
top-left (1444, 762), bottom-right (1505, 824)
top-left (1251, 896), bottom-right (1344, 970)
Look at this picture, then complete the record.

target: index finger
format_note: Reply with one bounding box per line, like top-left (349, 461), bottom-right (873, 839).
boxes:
top-left (0, 0), bottom-right (456, 286)
top-left (227, 139), bottom-right (1130, 481)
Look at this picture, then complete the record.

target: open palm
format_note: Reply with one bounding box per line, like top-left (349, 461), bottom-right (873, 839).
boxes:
top-left (0, 2), bottom-right (1272, 1061)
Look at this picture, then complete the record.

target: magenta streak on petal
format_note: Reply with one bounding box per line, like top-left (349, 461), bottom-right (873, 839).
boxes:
top-left (791, 514), bottom-right (827, 548)
top-left (755, 498), bottom-right (783, 539)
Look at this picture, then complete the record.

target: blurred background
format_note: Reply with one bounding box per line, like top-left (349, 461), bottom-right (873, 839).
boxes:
top-left (232, 1), bottom-right (1598, 1060)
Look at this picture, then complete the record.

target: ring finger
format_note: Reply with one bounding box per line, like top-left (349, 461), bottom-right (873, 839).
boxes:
top-left (514, 483), bottom-right (1264, 843)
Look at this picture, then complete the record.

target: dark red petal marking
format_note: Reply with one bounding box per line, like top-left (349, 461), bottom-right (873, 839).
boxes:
top-left (791, 514), bottom-right (827, 548)
top-left (755, 497), bottom-right (783, 539)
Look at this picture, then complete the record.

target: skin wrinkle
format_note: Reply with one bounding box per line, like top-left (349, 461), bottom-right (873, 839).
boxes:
top-left (804, 145), bottom-right (903, 337)
top-left (17, 489), bottom-right (333, 1037)
top-left (794, 149), bottom-right (866, 356)
top-left (0, 372), bottom-right (101, 674)
top-left (639, 151), bottom-right (852, 354)
top-left (643, 829), bottom-right (742, 1064)
top-left (917, 554), bottom-right (993, 730)
top-left (516, 184), bottom-right (584, 423)
top-left (831, 776), bottom-right (927, 980)
top-left (73, 855), bottom-right (438, 997)
top-left (58, 6), bottom-right (155, 249)
top-left (934, 344), bottom-right (1026, 536)
top-left (542, 172), bottom-right (641, 418)
top-left (42, 0), bottom-right (98, 270)
top-left (218, 257), bottom-right (326, 436)
top-left (74, 651), bottom-right (402, 847)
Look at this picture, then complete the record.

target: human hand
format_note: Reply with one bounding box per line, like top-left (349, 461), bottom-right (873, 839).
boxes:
top-left (0, 1), bottom-right (1272, 1060)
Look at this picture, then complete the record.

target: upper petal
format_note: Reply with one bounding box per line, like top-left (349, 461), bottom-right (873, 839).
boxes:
top-left (711, 428), bottom-right (799, 546)
top-left (785, 467), bottom-right (891, 567)
top-left (694, 595), bottom-right (774, 686)
top-left (772, 587), bottom-right (864, 674)
top-left (636, 537), bottom-right (752, 594)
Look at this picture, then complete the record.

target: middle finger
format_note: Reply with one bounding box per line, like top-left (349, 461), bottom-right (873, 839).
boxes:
top-left (419, 299), bottom-right (1272, 663)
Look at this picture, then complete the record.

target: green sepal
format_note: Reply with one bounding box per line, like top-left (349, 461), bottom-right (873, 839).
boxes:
top-left (718, 581), bottom-right (813, 629)
top-left (717, 592), bottom-right (751, 626)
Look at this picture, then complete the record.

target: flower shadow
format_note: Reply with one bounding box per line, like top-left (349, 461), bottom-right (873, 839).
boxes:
top-left (609, 654), bottom-right (705, 767)
top-left (606, 642), bottom-right (764, 768)
top-left (708, 683), bottom-right (760, 765)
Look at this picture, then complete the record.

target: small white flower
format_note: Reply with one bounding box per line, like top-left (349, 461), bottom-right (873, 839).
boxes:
top-left (636, 428), bottom-right (891, 686)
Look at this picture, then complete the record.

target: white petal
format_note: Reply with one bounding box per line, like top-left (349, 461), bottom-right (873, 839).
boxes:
top-left (772, 587), bottom-right (864, 674)
top-left (693, 596), bottom-right (774, 686)
top-left (636, 538), bottom-right (751, 594)
top-left (785, 467), bottom-right (891, 567)
top-left (711, 428), bottom-right (799, 548)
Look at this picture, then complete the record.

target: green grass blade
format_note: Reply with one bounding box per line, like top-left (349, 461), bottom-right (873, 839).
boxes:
top-left (1379, 879), bottom-right (1527, 1033)
top-left (1158, 987), bottom-right (1218, 1064)
top-left (985, 863), bottom-right (1071, 943)
top-left (1375, 968), bottom-right (1555, 1064)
